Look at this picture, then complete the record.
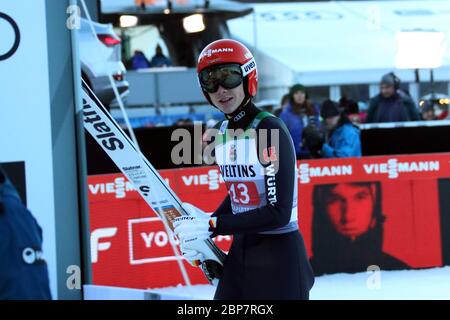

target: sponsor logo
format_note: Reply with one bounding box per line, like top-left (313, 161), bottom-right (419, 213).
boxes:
top-left (241, 58), bottom-right (256, 76)
top-left (90, 227), bottom-right (117, 263)
top-left (299, 163), bottom-right (353, 184)
top-left (82, 97), bottom-right (125, 151)
top-left (229, 144), bottom-right (237, 162)
top-left (0, 13), bottom-right (20, 61)
top-left (22, 247), bottom-right (45, 265)
top-left (298, 159), bottom-right (440, 183)
top-left (233, 111), bottom-right (246, 122)
top-left (128, 218), bottom-right (179, 264)
top-left (219, 121), bottom-right (228, 135)
top-left (203, 48), bottom-right (234, 58)
top-left (88, 177), bottom-right (134, 199)
top-left (123, 165), bottom-right (141, 171)
top-left (219, 165), bottom-right (256, 179)
top-left (230, 204), bottom-right (256, 213)
top-left (258, 11), bottom-right (343, 22)
top-left (139, 185), bottom-right (150, 197)
top-left (181, 169), bottom-right (223, 190)
top-left (141, 230), bottom-right (180, 249)
top-left (266, 164), bottom-right (277, 205)
top-left (128, 217), bottom-right (231, 265)
top-left (263, 146), bottom-right (277, 163)
top-left (363, 159), bottom-right (440, 179)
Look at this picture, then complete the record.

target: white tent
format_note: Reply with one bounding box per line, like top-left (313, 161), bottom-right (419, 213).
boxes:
top-left (227, 0), bottom-right (450, 99)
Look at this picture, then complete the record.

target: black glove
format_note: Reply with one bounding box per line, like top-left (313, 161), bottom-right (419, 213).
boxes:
top-left (302, 125), bottom-right (325, 158)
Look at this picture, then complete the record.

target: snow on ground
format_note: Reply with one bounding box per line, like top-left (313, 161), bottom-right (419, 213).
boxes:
top-left (310, 267), bottom-right (450, 300)
top-left (149, 267), bottom-right (450, 300)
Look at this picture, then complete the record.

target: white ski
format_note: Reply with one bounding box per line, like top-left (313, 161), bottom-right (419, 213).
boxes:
top-left (81, 80), bottom-right (225, 284)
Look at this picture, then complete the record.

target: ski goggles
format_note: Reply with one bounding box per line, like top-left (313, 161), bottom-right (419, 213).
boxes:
top-left (199, 63), bottom-right (244, 93)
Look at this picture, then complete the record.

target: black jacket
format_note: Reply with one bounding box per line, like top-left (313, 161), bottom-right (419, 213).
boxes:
top-left (0, 171), bottom-right (51, 300)
top-left (366, 91), bottom-right (420, 123)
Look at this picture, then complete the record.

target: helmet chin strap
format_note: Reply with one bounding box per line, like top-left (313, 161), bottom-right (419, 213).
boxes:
top-left (224, 96), bottom-right (251, 120)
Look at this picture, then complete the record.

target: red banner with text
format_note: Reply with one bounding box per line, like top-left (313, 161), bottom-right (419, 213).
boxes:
top-left (87, 153), bottom-right (450, 288)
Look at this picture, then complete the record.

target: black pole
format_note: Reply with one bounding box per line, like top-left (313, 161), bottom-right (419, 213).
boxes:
top-left (430, 68), bottom-right (436, 101)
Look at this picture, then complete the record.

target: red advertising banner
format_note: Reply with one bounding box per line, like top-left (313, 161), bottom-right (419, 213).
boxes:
top-left (88, 153), bottom-right (450, 288)
top-left (88, 169), bottom-right (231, 288)
top-left (298, 153), bottom-right (450, 185)
top-left (300, 153), bottom-right (450, 275)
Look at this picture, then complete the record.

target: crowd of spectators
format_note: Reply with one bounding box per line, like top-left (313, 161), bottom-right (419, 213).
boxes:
top-left (274, 72), bottom-right (450, 159)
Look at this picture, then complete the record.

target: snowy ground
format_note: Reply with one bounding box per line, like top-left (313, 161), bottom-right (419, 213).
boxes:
top-left (149, 267), bottom-right (450, 300)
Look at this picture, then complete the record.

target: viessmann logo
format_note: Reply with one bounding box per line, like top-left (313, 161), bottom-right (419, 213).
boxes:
top-left (299, 158), bottom-right (441, 183)
top-left (181, 169), bottom-right (223, 190)
top-left (363, 158), bottom-right (440, 179)
top-left (89, 177), bottom-right (135, 198)
top-left (299, 163), bottom-right (353, 184)
top-left (202, 48), bottom-right (234, 58)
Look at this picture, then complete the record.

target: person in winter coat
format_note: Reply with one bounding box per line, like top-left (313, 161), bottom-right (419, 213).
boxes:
top-left (131, 50), bottom-right (150, 70)
top-left (150, 45), bottom-right (172, 67)
top-left (320, 100), bottom-right (362, 158)
top-left (279, 84), bottom-right (320, 159)
top-left (0, 167), bottom-right (52, 300)
top-left (173, 39), bottom-right (314, 300)
top-left (366, 73), bottom-right (420, 123)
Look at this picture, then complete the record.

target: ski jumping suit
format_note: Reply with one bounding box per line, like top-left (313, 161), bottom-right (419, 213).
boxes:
top-left (211, 102), bottom-right (314, 299)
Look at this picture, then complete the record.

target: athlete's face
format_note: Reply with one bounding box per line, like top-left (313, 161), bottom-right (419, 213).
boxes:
top-left (325, 183), bottom-right (376, 240)
top-left (209, 83), bottom-right (246, 114)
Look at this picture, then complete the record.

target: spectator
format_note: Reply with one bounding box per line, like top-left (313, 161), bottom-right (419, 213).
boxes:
top-left (130, 50), bottom-right (150, 70)
top-left (301, 124), bottom-right (326, 159)
top-left (420, 100), bottom-right (436, 121)
top-left (366, 73), bottom-right (420, 123)
top-left (0, 167), bottom-right (52, 299)
top-left (357, 101), bottom-right (369, 123)
top-left (150, 45), bottom-right (172, 68)
top-left (320, 100), bottom-right (361, 158)
top-left (273, 93), bottom-right (290, 117)
top-left (280, 84), bottom-right (320, 158)
top-left (339, 97), bottom-right (361, 125)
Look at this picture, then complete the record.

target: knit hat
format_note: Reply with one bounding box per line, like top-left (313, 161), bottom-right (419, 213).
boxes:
top-left (320, 100), bottom-right (340, 119)
top-left (346, 100), bottom-right (359, 115)
top-left (380, 72), bottom-right (399, 89)
top-left (289, 83), bottom-right (306, 96)
top-left (339, 97), bottom-right (359, 115)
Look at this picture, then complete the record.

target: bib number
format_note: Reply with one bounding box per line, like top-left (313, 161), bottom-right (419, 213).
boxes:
top-left (227, 181), bottom-right (260, 206)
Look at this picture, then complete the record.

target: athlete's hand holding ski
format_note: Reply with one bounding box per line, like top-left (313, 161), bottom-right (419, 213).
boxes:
top-left (173, 203), bottom-right (218, 267)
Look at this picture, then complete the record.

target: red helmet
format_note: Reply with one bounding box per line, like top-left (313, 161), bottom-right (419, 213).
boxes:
top-left (197, 39), bottom-right (258, 102)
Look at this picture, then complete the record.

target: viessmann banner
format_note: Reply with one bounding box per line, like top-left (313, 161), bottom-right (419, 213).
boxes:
top-left (87, 153), bottom-right (450, 288)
